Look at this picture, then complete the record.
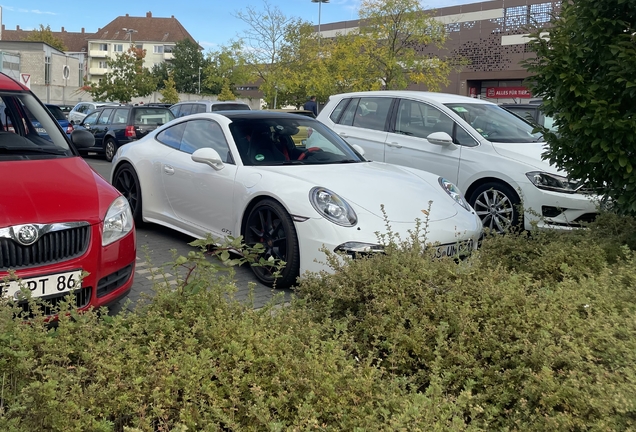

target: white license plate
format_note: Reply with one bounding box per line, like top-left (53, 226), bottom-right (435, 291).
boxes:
top-left (1, 270), bottom-right (82, 300)
top-left (434, 239), bottom-right (475, 259)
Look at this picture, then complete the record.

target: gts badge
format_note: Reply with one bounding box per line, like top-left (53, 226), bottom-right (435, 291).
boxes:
top-left (222, 228), bottom-right (232, 236)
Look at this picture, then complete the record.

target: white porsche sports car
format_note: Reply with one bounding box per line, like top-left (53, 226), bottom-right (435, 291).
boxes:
top-left (110, 111), bottom-right (482, 288)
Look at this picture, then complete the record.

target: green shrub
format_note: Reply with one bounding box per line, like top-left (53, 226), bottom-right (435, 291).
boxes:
top-left (296, 220), bottom-right (636, 430)
top-left (1, 216), bottom-right (635, 430)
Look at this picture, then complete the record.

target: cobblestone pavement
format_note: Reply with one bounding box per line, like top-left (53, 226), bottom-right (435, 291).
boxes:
top-left (85, 156), bottom-right (293, 314)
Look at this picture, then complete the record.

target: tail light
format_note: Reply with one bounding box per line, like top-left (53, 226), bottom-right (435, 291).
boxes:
top-left (66, 123), bottom-right (74, 134)
top-left (307, 127), bottom-right (313, 138)
top-left (125, 125), bottom-right (136, 138)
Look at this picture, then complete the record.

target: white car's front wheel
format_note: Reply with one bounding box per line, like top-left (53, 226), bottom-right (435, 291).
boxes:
top-left (469, 182), bottom-right (521, 233)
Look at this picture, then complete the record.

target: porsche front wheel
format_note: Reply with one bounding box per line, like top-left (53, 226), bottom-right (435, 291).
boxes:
top-left (244, 199), bottom-right (300, 288)
top-left (112, 163), bottom-right (143, 225)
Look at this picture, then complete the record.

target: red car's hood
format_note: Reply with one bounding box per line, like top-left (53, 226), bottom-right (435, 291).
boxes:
top-left (0, 157), bottom-right (120, 227)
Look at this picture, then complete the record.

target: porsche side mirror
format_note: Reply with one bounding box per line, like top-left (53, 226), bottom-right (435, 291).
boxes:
top-left (191, 147), bottom-right (225, 171)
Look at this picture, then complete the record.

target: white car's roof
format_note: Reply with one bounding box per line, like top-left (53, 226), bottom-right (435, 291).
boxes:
top-left (328, 90), bottom-right (493, 105)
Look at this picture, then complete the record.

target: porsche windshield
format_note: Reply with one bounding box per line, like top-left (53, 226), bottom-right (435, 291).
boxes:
top-left (0, 92), bottom-right (73, 159)
top-left (445, 103), bottom-right (543, 143)
top-left (229, 117), bottom-right (365, 166)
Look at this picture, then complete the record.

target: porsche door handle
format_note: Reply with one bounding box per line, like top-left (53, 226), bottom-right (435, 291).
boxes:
top-left (163, 165), bottom-right (175, 175)
top-left (387, 142), bottom-right (402, 148)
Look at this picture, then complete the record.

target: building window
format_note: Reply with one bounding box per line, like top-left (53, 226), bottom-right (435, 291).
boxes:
top-left (164, 45), bottom-right (173, 53)
top-left (135, 44), bottom-right (143, 50)
top-left (98, 61), bottom-right (108, 69)
top-left (113, 44), bottom-right (123, 52)
top-left (153, 45), bottom-right (164, 54)
top-left (99, 43), bottom-right (108, 51)
top-left (45, 56), bottom-right (51, 85)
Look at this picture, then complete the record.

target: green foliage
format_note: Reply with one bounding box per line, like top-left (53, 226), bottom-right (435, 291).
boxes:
top-left (204, 41), bottom-right (251, 96)
top-left (83, 48), bottom-right (157, 103)
top-left (525, 0), bottom-right (636, 213)
top-left (358, 0), bottom-right (452, 90)
top-left (170, 39), bottom-right (205, 94)
top-left (217, 81), bottom-right (236, 101)
top-left (150, 62), bottom-right (170, 91)
top-left (1, 214), bottom-right (636, 430)
top-left (24, 24), bottom-right (66, 52)
top-left (159, 74), bottom-right (179, 105)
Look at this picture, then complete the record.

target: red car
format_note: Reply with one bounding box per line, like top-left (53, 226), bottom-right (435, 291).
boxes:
top-left (0, 73), bottom-right (136, 315)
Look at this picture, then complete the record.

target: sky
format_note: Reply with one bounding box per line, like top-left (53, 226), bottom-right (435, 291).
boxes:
top-left (0, 0), bottom-right (483, 51)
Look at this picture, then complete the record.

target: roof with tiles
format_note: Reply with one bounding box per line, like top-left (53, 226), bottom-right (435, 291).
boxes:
top-left (90, 11), bottom-right (196, 43)
top-left (1, 26), bottom-right (92, 52)
top-left (0, 11), bottom-right (196, 52)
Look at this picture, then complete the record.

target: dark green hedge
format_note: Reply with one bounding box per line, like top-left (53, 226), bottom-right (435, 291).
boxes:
top-left (0, 214), bottom-right (635, 431)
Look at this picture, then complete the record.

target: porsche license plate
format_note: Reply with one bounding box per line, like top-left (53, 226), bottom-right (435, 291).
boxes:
top-left (1, 270), bottom-right (82, 300)
top-left (434, 239), bottom-right (475, 259)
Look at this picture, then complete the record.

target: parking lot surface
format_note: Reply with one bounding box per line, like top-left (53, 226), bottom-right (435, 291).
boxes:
top-left (85, 156), bottom-right (293, 313)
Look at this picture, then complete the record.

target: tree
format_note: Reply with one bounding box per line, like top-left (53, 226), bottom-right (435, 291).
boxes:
top-left (217, 81), bottom-right (236, 101)
top-left (83, 48), bottom-right (157, 103)
top-left (235, 0), bottom-right (300, 107)
top-left (160, 74), bottom-right (179, 104)
top-left (358, 0), bottom-right (452, 90)
top-left (24, 24), bottom-right (66, 51)
top-left (204, 41), bottom-right (251, 96)
top-left (170, 39), bottom-right (205, 94)
top-left (525, 0), bottom-right (636, 213)
top-left (151, 62), bottom-right (170, 91)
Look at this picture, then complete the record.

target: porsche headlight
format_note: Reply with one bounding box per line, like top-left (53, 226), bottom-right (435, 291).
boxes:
top-left (102, 196), bottom-right (134, 246)
top-left (526, 171), bottom-right (582, 194)
top-left (438, 177), bottom-right (471, 211)
top-left (310, 187), bottom-right (357, 227)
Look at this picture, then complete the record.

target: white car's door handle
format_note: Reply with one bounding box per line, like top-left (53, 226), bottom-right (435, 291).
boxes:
top-left (387, 142), bottom-right (402, 148)
top-left (164, 165), bottom-right (175, 175)
top-left (339, 132), bottom-right (349, 138)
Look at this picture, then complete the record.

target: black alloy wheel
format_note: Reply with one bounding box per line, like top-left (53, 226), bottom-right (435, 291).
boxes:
top-left (469, 182), bottom-right (521, 233)
top-left (104, 138), bottom-right (118, 162)
top-left (112, 163), bottom-right (143, 224)
top-left (244, 199), bottom-right (300, 288)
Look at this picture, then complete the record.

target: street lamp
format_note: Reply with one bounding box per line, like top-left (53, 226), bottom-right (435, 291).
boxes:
top-left (122, 28), bottom-right (137, 45)
top-left (198, 67), bottom-right (202, 95)
top-left (311, 0), bottom-right (329, 39)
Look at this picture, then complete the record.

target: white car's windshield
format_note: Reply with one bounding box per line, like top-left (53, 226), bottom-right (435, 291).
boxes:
top-left (445, 103), bottom-right (543, 143)
top-left (229, 117), bottom-right (365, 166)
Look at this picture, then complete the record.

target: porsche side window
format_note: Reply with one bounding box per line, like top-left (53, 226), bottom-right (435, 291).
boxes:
top-left (156, 122), bottom-right (186, 149)
top-left (180, 119), bottom-right (233, 164)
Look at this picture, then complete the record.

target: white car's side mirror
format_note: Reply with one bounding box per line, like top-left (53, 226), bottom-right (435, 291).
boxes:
top-left (191, 147), bottom-right (225, 171)
top-left (427, 132), bottom-right (454, 146)
top-left (352, 144), bottom-right (365, 157)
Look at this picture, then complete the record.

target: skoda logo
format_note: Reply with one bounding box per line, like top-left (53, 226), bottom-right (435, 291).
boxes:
top-left (17, 225), bottom-right (39, 246)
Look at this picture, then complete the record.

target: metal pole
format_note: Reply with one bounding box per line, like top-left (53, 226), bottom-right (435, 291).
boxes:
top-left (198, 67), bottom-right (202, 95)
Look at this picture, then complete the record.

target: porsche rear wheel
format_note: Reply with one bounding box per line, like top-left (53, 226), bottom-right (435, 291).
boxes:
top-left (244, 199), bottom-right (300, 288)
top-left (112, 163), bottom-right (143, 225)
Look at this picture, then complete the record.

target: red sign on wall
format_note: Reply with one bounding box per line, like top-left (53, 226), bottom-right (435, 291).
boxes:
top-left (486, 86), bottom-right (531, 98)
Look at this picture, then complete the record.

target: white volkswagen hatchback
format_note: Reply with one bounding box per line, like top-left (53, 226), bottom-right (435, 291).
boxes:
top-left (317, 91), bottom-right (598, 232)
top-left (111, 111), bottom-right (482, 288)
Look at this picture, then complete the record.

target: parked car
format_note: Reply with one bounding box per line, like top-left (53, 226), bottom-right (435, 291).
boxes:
top-left (56, 104), bottom-right (75, 119)
top-left (0, 72), bottom-right (136, 316)
top-left (111, 111), bottom-right (482, 288)
top-left (68, 101), bottom-right (118, 124)
top-left (76, 105), bottom-right (175, 162)
top-left (170, 100), bottom-right (251, 118)
top-left (500, 103), bottom-right (556, 132)
top-left (317, 91), bottom-right (598, 232)
top-left (45, 104), bottom-right (74, 137)
top-left (265, 109), bottom-right (316, 145)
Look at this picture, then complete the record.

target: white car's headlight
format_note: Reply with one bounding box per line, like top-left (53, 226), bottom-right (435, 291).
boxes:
top-left (526, 171), bottom-right (582, 194)
top-left (438, 177), bottom-right (471, 212)
top-left (310, 187), bottom-right (357, 227)
top-left (102, 196), bottom-right (134, 246)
